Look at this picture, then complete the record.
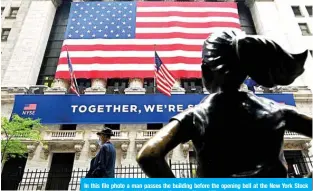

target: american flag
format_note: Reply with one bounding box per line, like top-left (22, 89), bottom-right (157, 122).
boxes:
top-left (155, 51), bottom-right (175, 96)
top-left (24, 104), bottom-right (37, 111)
top-left (66, 47), bottom-right (80, 96)
top-left (56, 2), bottom-right (241, 79)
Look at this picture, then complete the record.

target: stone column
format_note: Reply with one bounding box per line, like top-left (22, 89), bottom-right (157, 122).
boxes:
top-left (1, 0), bottom-right (58, 87)
top-left (44, 79), bottom-right (69, 94)
top-left (124, 78), bottom-right (146, 94)
top-left (85, 79), bottom-right (107, 94)
top-left (171, 79), bottom-right (185, 94)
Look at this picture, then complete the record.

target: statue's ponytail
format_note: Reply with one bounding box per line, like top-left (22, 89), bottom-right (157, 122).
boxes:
top-left (202, 30), bottom-right (308, 88)
top-left (236, 35), bottom-right (308, 87)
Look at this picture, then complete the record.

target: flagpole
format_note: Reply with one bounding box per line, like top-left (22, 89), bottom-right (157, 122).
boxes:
top-left (153, 44), bottom-right (156, 93)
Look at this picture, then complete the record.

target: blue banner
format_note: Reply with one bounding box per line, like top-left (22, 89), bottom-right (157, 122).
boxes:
top-left (80, 178), bottom-right (311, 191)
top-left (12, 94), bottom-right (296, 124)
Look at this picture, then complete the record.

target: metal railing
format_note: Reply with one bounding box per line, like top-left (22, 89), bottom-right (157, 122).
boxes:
top-left (2, 157), bottom-right (312, 191)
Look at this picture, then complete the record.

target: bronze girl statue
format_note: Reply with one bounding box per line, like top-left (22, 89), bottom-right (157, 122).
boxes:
top-left (136, 31), bottom-right (312, 178)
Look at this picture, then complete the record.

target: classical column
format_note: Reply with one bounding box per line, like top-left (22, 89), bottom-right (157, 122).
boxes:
top-left (124, 78), bottom-right (146, 94)
top-left (171, 79), bottom-right (185, 94)
top-left (44, 79), bottom-right (69, 94)
top-left (85, 79), bottom-right (107, 94)
top-left (2, 0), bottom-right (58, 87)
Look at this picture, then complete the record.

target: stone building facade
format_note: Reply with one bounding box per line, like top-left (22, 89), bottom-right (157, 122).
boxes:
top-left (1, 0), bottom-right (312, 188)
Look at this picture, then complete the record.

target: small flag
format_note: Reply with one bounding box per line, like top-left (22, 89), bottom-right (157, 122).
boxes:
top-left (24, 104), bottom-right (37, 111)
top-left (155, 51), bottom-right (175, 96)
top-left (66, 46), bottom-right (80, 97)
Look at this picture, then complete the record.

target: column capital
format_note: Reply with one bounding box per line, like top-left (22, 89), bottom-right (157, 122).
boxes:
top-left (85, 78), bottom-right (107, 94)
top-left (44, 79), bottom-right (69, 94)
top-left (171, 79), bottom-right (185, 94)
top-left (124, 78), bottom-right (146, 94)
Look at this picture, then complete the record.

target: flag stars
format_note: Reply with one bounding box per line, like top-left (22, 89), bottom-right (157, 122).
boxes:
top-left (75, 30), bottom-right (79, 33)
top-left (98, 29), bottom-right (102, 32)
top-left (82, 26), bottom-right (86, 29)
top-left (117, 26), bottom-right (120, 29)
top-left (110, 30), bottom-right (114, 33)
top-left (104, 34), bottom-right (108, 37)
top-left (113, 7), bottom-right (116, 9)
top-left (107, 10), bottom-right (111, 13)
top-left (80, 7), bottom-right (84, 10)
top-left (68, 34), bottom-right (72, 37)
top-left (85, 10), bottom-right (88, 13)
top-left (128, 26), bottom-right (131, 29)
top-left (92, 34), bottom-right (96, 37)
top-left (97, 3), bottom-right (100, 6)
top-left (80, 34), bottom-right (84, 37)
top-left (127, 34), bottom-right (131, 37)
top-left (122, 30), bottom-right (125, 33)
top-left (77, 22), bottom-right (81, 25)
top-left (128, 18), bottom-right (132, 20)
top-left (87, 30), bottom-right (91, 33)
top-left (72, 18), bottom-right (76, 21)
top-left (91, 7), bottom-right (95, 9)
top-left (88, 22), bottom-right (92, 25)
top-left (93, 26), bottom-right (97, 29)
top-left (70, 26), bottom-right (74, 29)
top-left (101, 14), bottom-right (105, 17)
top-left (124, 6), bottom-right (127, 9)
top-left (74, 11), bottom-right (78, 13)
top-left (118, 10), bottom-right (122, 13)
top-left (95, 18), bottom-right (98, 21)
top-left (111, 22), bottom-right (115, 25)
top-left (83, 18), bottom-right (87, 21)
top-left (75, 3), bottom-right (79, 6)
top-left (79, 14), bottom-right (82, 17)
top-left (100, 21), bottom-right (103, 24)
top-left (90, 14), bottom-right (93, 17)
top-left (105, 25), bottom-right (108, 29)
top-left (101, 6), bottom-right (105, 9)
top-left (123, 14), bottom-right (127, 17)
top-left (112, 14), bottom-right (116, 17)
top-left (116, 34), bottom-right (119, 37)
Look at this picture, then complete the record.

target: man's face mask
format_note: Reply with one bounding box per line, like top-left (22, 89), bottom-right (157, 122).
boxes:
top-left (97, 138), bottom-right (103, 146)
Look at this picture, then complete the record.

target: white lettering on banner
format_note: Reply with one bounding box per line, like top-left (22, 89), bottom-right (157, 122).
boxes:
top-left (71, 104), bottom-right (197, 113)
top-left (106, 105), bottom-right (112, 112)
top-left (72, 105), bottom-right (78, 112)
top-left (188, 104), bottom-right (194, 108)
top-left (144, 105), bottom-right (155, 112)
top-left (157, 105), bottom-right (163, 112)
top-left (130, 105), bottom-right (137, 112)
top-left (168, 105), bottom-right (175, 112)
top-left (113, 105), bottom-right (121, 112)
top-left (177, 105), bottom-right (183, 112)
top-left (98, 105), bottom-right (104, 112)
top-left (79, 105), bottom-right (87, 113)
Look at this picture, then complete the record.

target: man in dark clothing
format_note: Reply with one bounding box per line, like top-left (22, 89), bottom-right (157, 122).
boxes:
top-left (86, 127), bottom-right (116, 178)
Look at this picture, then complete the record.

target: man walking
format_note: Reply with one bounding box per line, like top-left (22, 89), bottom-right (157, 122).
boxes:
top-left (86, 127), bottom-right (116, 178)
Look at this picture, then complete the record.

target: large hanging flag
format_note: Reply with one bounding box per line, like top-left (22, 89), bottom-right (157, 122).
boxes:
top-left (56, 1), bottom-right (241, 79)
top-left (155, 51), bottom-right (175, 96)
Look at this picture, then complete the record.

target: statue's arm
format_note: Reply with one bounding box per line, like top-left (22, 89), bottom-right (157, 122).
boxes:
top-left (283, 106), bottom-right (312, 138)
top-left (136, 120), bottom-right (192, 177)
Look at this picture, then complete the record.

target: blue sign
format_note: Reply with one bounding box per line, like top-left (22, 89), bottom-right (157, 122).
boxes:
top-left (12, 94), bottom-right (296, 124)
top-left (80, 178), bottom-right (311, 191)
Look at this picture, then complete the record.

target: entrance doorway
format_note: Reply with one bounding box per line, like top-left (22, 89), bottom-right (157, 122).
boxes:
top-left (45, 153), bottom-right (75, 190)
top-left (1, 154), bottom-right (28, 190)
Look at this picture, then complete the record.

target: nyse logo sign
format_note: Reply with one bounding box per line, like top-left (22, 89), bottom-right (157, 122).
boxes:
top-left (22, 104), bottom-right (37, 115)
